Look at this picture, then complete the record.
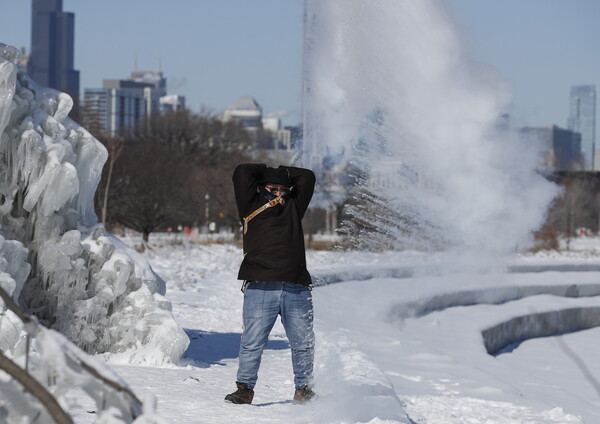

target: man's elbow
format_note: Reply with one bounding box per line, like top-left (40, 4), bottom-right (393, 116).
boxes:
top-left (304, 170), bottom-right (316, 188)
top-left (233, 163), bottom-right (254, 179)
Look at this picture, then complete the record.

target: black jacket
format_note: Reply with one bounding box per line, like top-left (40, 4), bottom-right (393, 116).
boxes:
top-left (232, 164), bottom-right (316, 286)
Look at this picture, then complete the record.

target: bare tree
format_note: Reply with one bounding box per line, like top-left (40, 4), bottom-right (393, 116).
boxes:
top-left (544, 173), bottom-right (600, 249)
top-left (192, 153), bottom-right (250, 233)
top-left (107, 141), bottom-right (201, 242)
top-left (96, 110), bottom-right (255, 240)
top-left (134, 109), bottom-right (255, 164)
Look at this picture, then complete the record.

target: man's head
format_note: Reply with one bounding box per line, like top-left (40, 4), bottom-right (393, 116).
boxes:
top-left (259, 167), bottom-right (292, 197)
top-left (260, 167), bottom-right (291, 186)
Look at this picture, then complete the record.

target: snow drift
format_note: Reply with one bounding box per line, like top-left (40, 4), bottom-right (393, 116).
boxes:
top-left (0, 43), bottom-right (188, 365)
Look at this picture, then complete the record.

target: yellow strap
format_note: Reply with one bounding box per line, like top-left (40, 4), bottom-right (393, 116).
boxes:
top-left (243, 196), bottom-right (283, 234)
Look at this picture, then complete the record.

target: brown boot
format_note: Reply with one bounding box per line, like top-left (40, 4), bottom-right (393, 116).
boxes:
top-left (293, 386), bottom-right (316, 404)
top-left (225, 382), bottom-right (254, 404)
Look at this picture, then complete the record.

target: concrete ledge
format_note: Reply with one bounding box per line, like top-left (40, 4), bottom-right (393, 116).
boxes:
top-left (509, 264), bottom-right (600, 273)
top-left (387, 284), bottom-right (600, 319)
top-left (313, 266), bottom-right (416, 286)
top-left (482, 307), bottom-right (600, 355)
top-left (313, 263), bottom-right (600, 287)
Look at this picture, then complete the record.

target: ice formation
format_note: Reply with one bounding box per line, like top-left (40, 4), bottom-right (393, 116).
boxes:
top-left (0, 43), bottom-right (189, 365)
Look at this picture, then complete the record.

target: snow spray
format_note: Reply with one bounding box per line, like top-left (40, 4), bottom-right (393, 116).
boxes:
top-left (302, 0), bottom-right (557, 270)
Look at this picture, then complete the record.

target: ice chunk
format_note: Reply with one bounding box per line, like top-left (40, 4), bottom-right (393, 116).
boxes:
top-left (0, 236), bottom-right (30, 359)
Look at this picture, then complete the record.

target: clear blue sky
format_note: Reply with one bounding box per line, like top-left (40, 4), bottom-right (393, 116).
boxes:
top-left (1, 0), bottom-right (598, 129)
top-left (442, 0), bottom-right (600, 129)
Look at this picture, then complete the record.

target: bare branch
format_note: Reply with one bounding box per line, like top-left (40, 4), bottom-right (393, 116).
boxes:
top-left (0, 285), bottom-right (32, 324)
top-left (79, 360), bottom-right (142, 406)
top-left (0, 286), bottom-right (143, 417)
top-left (0, 350), bottom-right (74, 424)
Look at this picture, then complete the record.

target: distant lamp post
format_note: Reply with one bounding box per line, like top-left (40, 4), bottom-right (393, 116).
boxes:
top-left (205, 194), bottom-right (210, 224)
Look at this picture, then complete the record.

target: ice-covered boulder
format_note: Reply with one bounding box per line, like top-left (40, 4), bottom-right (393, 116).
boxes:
top-left (0, 43), bottom-right (188, 364)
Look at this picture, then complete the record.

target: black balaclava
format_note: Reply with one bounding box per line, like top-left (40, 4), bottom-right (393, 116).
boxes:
top-left (258, 167), bottom-right (293, 201)
top-left (260, 185), bottom-right (279, 201)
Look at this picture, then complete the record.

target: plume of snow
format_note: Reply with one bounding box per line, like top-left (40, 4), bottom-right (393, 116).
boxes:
top-left (303, 0), bottom-right (558, 269)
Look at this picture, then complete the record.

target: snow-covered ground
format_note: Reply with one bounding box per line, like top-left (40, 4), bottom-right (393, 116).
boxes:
top-left (72, 236), bottom-right (600, 423)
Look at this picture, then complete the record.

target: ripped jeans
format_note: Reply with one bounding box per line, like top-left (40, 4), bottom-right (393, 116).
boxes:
top-left (237, 281), bottom-right (315, 389)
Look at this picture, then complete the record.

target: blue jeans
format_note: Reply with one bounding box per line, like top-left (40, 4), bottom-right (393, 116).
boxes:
top-left (237, 281), bottom-right (315, 389)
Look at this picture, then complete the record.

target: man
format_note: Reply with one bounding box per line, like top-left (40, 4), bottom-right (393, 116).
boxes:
top-left (225, 164), bottom-right (316, 405)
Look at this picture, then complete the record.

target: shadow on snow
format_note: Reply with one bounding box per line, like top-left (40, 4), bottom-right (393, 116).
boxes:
top-left (183, 329), bottom-right (289, 367)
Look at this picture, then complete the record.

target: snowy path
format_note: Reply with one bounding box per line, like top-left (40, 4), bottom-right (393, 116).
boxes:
top-left (75, 244), bottom-right (600, 423)
top-left (145, 246), bottom-right (412, 423)
top-left (315, 277), bottom-right (598, 423)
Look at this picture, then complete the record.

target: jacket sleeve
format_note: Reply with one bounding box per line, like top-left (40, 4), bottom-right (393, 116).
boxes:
top-left (280, 166), bottom-right (316, 219)
top-left (232, 163), bottom-right (266, 218)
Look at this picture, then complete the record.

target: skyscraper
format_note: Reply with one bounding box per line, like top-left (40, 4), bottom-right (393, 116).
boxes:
top-left (83, 80), bottom-right (152, 137)
top-left (520, 125), bottom-right (582, 172)
top-left (28, 0), bottom-right (80, 108)
top-left (567, 85), bottom-right (596, 170)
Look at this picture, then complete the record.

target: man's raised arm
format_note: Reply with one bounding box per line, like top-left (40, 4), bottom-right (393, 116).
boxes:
top-left (280, 166), bottom-right (316, 219)
top-left (232, 164), bottom-right (266, 217)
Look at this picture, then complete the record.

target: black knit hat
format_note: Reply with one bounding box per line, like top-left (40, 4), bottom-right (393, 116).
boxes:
top-left (259, 167), bottom-right (291, 186)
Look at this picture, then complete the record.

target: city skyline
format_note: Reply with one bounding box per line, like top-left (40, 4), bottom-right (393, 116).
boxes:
top-left (1, 0), bottom-right (599, 129)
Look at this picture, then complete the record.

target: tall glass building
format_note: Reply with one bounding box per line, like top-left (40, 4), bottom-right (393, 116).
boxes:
top-left (567, 85), bottom-right (596, 170)
top-left (28, 0), bottom-right (80, 109)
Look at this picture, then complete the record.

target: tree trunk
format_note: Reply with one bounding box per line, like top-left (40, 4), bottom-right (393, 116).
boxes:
top-left (102, 158), bottom-right (114, 224)
top-left (101, 138), bottom-right (124, 225)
